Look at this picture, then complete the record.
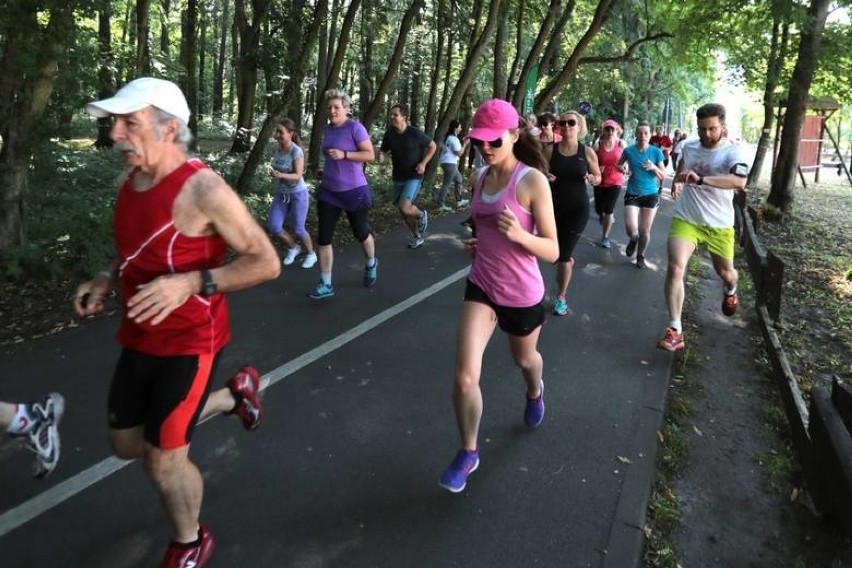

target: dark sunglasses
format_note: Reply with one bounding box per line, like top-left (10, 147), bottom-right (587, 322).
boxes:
top-left (603, 126), bottom-right (615, 131)
top-left (557, 119), bottom-right (578, 127)
top-left (471, 137), bottom-right (505, 149)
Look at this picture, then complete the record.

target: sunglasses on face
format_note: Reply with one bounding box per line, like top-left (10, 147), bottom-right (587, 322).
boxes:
top-left (603, 126), bottom-right (614, 131)
top-left (557, 119), bottom-right (578, 127)
top-left (471, 137), bottom-right (505, 149)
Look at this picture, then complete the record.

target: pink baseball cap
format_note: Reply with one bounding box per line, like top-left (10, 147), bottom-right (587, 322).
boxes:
top-left (469, 99), bottom-right (520, 141)
top-left (602, 119), bottom-right (621, 130)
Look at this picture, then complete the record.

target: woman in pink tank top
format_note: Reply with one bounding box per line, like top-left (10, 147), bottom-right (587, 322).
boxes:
top-left (593, 118), bottom-right (625, 248)
top-left (438, 99), bottom-right (558, 494)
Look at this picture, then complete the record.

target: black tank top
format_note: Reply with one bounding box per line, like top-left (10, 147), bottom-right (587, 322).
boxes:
top-left (549, 142), bottom-right (589, 212)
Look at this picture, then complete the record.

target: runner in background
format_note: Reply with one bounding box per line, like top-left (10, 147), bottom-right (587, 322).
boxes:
top-left (593, 119), bottom-right (625, 249)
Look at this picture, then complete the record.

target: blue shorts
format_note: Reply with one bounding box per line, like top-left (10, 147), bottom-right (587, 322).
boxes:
top-left (393, 179), bottom-right (423, 204)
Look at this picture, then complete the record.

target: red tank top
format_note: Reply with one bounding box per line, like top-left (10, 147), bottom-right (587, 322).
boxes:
top-left (114, 159), bottom-right (230, 356)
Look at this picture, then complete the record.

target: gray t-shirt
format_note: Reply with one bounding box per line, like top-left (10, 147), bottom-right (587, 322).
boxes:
top-left (674, 139), bottom-right (749, 228)
top-left (271, 144), bottom-right (308, 194)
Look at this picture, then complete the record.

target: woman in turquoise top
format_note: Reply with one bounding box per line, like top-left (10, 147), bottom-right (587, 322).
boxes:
top-left (616, 123), bottom-right (666, 268)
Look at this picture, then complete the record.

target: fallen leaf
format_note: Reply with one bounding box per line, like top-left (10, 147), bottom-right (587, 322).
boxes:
top-left (693, 425), bottom-right (703, 436)
top-left (617, 455), bottom-right (633, 464)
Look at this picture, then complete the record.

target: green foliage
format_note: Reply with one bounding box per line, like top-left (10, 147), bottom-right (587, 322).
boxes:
top-left (0, 141), bottom-right (120, 281)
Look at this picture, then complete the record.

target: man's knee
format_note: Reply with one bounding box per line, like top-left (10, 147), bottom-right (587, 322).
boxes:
top-left (144, 446), bottom-right (190, 486)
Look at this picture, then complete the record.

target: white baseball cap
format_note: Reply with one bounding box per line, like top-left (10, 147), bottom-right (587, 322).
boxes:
top-left (86, 77), bottom-right (190, 123)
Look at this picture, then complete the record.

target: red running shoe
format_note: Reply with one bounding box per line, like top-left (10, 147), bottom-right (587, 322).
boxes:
top-left (161, 524), bottom-right (215, 568)
top-left (657, 327), bottom-right (685, 352)
top-left (226, 365), bottom-right (263, 431)
top-left (722, 292), bottom-right (739, 316)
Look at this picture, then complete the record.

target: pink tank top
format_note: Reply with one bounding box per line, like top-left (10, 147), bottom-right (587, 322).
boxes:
top-left (468, 162), bottom-right (545, 307)
top-left (114, 159), bottom-right (231, 356)
top-left (596, 139), bottom-right (624, 187)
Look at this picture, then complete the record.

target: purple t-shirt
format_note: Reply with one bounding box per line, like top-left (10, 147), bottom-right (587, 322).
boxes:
top-left (321, 119), bottom-right (370, 191)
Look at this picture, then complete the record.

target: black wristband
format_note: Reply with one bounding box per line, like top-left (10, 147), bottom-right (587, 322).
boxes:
top-left (344, 150), bottom-right (348, 160)
top-left (697, 175), bottom-right (705, 186)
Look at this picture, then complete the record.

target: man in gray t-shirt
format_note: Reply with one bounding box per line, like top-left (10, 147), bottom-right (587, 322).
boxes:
top-left (658, 103), bottom-right (749, 353)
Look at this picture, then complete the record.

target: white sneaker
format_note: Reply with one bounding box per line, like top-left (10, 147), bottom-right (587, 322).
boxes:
top-left (456, 199), bottom-right (470, 208)
top-left (438, 205), bottom-right (454, 213)
top-left (283, 246), bottom-right (301, 266)
top-left (27, 393), bottom-right (64, 478)
top-left (301, 252), bottom-right (318, 269)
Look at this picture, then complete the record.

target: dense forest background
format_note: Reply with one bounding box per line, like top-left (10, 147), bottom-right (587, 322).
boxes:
top-left (1, 0), bottom-right (851, 280)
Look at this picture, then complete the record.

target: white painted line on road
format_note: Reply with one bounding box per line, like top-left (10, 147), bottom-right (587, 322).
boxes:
top-left (0, 267), bottom-right (468, 538)
top-left (260, 267), bottom-right (468, 391)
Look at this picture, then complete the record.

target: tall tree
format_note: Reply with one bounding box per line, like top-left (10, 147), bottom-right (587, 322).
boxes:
top-left (534, 0), bottom-right (621, 111)
top-left (136, 0), bottom-right (153, 75)
top-left (0, 3), bottom-right (76, 251)
top-left (230, 0), bottom-right (273, 152)
top-left (768, 0), bottom-right (832, 212)
top-left (748, 0), bottom-right (792, 186)
top-left (307, 0), bottom-right (363, 174)
top-left (235, 0), bottom-right (326, 193)
top-left (95, 6), bottom-right (116, 148)
top-left (360, 0), bottom-right (426, 131)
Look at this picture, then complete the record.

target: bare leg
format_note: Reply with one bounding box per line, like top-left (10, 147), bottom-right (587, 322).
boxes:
top-left (145, 445), bottom-right (204, 543)
top-left (555, 258), bottom-right (575, 297)
top-left (508, 327), bottom-right (544, 398)
top-left (452, 302), bottom-right (498, 451)
top-left (637, 207), bottom-right (659, 257)
top-left (664, 237), bottom-right (696, 322)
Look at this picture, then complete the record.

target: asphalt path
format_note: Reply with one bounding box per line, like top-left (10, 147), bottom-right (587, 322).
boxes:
top-left (0, 185), bottom-right (677, 567)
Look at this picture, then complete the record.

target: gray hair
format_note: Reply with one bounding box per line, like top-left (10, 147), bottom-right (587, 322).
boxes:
top-left (155, 108), bottom-right (193, 150)
top-left (324, 89), bottom-right (351, 108)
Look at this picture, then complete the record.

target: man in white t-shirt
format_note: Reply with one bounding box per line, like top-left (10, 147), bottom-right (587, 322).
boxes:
top-left (658, 103), bottom-right (749, 352)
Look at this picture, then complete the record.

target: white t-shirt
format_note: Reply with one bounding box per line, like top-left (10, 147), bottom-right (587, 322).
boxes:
top-left (440, 135), bottom-right (462, 165)
top-left (674, 139), bottom-right (749, 228)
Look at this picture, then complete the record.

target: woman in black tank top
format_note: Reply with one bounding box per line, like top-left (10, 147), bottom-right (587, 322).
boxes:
top-left (544, 111), bottom-right (602, 316)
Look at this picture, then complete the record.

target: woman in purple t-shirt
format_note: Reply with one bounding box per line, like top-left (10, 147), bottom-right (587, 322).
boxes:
top-left (307, 89), bottom-right (378, 300)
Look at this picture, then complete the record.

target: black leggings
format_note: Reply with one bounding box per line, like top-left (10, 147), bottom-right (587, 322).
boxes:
top-left (316, 199), bottom-right (372, 246)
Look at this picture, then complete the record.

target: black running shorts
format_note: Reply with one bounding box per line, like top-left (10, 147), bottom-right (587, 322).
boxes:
top-left (463, 279), bottom-right (545, 337)
top-left (108, 348), bottom-right (222, 450)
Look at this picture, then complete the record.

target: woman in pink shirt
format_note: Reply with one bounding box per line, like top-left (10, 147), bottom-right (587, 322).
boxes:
top-left (438, 99), bottom-right (558, 494)
top-left (593, 118), bottom-right (626, 248)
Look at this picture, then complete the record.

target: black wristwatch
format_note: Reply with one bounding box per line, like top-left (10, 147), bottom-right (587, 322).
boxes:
top-left (697, 175), bottom-right (705, 186)
top-left (200, 269), bottom-right (217, 296)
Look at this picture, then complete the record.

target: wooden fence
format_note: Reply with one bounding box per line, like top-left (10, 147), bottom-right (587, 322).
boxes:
top-left (734, 191), bottom-right (852, 534)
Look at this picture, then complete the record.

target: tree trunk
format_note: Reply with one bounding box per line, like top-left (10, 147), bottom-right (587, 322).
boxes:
top-left (212, 0), bottom-right (228, 120)
top-left (95, 8), bottom-right (116, 149)
top-left (183, 0), bottom-right (198, 145)
top-left (360, 0), bottom-right (425, 131)
top-left (307, 0), bottom-right (363, 175)
top-left (230, 0), bottom-right (274, 153)
top-left (136, 0), bottom-right (152, 75)
top-left (492, 3), bottom-right (508, 100)
top-left (235, 0), bottom-right (326, 194)
top-left (423, 0), bottom-right (447, 136)
top-left (0, 5), bottom-right (75, 252)
top-left (160, 0), bottom-right (171, 55)
top-left (749, 0), bottom-right (791, 186)
top-left (427, 0), bottom-right (502, 182)
top-left (767, 0), bottom-right (831, 212)
top-left (535, 0), bottom-right (618, 112)
top-left (511, 0), bottom-right (561, 109)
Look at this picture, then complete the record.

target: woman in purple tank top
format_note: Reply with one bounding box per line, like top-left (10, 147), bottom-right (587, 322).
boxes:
top-left (438, 99), bottom-right (559, 494)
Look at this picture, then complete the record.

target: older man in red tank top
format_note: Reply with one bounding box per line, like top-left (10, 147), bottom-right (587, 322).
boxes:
top-left (75, 77), bottom-right (279, 568)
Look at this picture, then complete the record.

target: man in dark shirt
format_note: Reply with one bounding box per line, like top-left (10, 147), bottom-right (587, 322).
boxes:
top-left (379, 104), bottom-right (436, 248)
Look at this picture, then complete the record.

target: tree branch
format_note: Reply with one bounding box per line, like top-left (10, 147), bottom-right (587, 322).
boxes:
top-left (578, 31), bottom-right (672, 65)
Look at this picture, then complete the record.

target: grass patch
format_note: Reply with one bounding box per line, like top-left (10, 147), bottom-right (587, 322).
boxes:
top-left (643, 255), bottom-right (705, 567)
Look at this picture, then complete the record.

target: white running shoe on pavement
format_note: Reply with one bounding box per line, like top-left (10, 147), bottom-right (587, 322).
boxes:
top-left (283, 246), bottom-right (301, 266)
top-left (301, 252), bottom-right (318, 269)
top-left (27, 393), bottom-right (64, 478)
